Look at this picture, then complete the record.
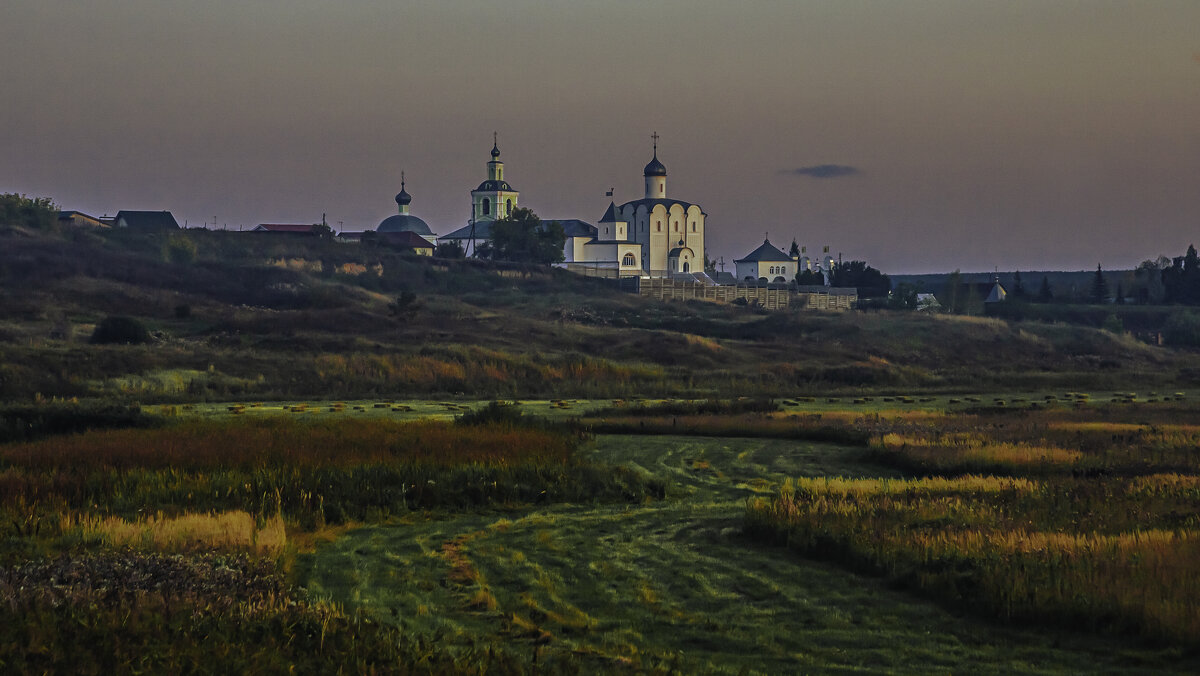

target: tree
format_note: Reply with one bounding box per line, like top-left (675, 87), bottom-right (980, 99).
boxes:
top-left (1115, 281), bottom-right (1125, 305)
top-left (1089, 263), bottom-right (1110, 304)
top-left (388, 291), bottom-right (421, 320)
top-left (941, 270), bottom-right (962, 313)
top-left (795, 269), bottom-right (824, 286)
top-left (486, 208), bottom-right (565, 265)
top-left (1036, 276), bottom-right (1054, 303)
top-left (90, 316), bottom-right (151, 345)
top-left (435, 240), bottom-right (464, 258)
top-left (1133, 258), bottom-right (1168, 304)
top-left (1010, 270), bottom-right (1026, 299)
top-left (829, 260), bottom-right (890, 298)
top-left (0, 193), bottom-right (58, 230)
top-left (703, 253), bottom-right (717, 276)
top-left (788, 240), bottom-right (800, 258)
top-left (888, 282), bottom-right (919, 310)
top-left (311, 223), bottom-right (334, 239)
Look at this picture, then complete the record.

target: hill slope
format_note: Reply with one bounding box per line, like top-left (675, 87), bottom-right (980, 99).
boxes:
top-left (1, 227), bottom-right (1196, 402)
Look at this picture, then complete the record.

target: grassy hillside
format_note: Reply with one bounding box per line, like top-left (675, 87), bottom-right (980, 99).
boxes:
top-left (3, 226), bottom-right (1199, 402)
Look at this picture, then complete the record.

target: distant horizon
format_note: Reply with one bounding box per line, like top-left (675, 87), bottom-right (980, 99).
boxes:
top-left (4, 1), bottom-right (1198, 275)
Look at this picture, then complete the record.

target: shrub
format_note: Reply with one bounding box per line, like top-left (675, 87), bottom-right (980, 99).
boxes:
top-left (90, 316), bottom-right (151, 345)
top-left (1164, 311), bottom-right (1200, 347)
top-left (164, 234), bottom-right (198, 264)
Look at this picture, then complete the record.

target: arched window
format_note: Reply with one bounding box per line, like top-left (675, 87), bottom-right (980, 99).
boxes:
top-left (482, 198), bottom-right (490, 215)
top-left (622, 253), bottom-right (635, 266)
top-left (506, 199), bottom-right (513, 213)
top-left (683, 262), bottom-right (690, 272)
top-left (656, 221), bottom-right (661, 232)
top-left (691, 223), bottom-right (696, 232)
top-left (674, 221), bottom-right (678, 232)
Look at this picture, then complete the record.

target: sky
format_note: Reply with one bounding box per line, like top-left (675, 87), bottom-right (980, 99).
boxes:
top-left (2, 0), bottom-right (1198, 274)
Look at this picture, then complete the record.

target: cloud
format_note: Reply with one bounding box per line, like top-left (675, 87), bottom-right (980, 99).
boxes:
top-left (784, 164), bottom-right (861, 179)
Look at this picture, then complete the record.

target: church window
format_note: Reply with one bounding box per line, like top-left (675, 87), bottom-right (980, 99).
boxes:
top-left (656, 221), bottom-right (661, 232)
top-left (691, 223), bottom-right (696, 232)
top-left (622, 253), bottom-right (636, 266)
top-left (506, 199), bottom-right (513, 213)
top-left (482, 198), bottom-right (490, 215)
top-left (674, 222), bottom-right (678, 232)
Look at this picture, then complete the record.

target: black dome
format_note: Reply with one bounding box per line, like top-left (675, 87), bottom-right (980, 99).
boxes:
top-left (377, 214), bottom-right (432, 236)
top-left (644, 152), bottom-right (667, 177)
top-left (395, 187), bottom-right (411, 206)
top-left (491, 142), bottom-right (501, 159)
top-left (475, 179), bottom-right (514, 192)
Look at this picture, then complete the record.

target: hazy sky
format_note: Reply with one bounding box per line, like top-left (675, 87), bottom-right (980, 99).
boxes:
top-left (3, 1), bottom-right (1198, 273)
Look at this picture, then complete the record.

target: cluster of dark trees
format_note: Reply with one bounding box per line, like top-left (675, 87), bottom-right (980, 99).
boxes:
top-left (478, 208), bottom-right (566, 265)
top-left (1, 193), bottom-right (58, 230)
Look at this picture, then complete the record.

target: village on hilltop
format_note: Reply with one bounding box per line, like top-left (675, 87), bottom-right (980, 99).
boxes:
top-left (53, 137), bottom-right (892, 311)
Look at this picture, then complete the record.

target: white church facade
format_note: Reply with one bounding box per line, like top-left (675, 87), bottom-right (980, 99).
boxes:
top-left (564, 139), bottom-right (707, 278)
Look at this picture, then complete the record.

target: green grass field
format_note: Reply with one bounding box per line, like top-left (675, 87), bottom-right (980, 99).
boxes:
top-left (297, 433), bottom-right (1196, 674)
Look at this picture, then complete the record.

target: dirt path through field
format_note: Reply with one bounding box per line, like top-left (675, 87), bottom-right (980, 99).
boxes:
top-left (298, 435), bottom-right (1192, 674)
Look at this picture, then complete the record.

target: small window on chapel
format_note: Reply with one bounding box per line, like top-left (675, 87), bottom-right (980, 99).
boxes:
top-left (691, 223), bottom-right (696, 232)
top-left (674, 222), bottom-right (678, 232)
top-left (482, 198), bottom-right (490, 215)
top-left (656, 221), bottom-right (661, 232)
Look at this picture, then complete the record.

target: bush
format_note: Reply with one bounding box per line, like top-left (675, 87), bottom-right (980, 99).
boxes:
top-left (90, 316), bottom-right (151, 345)
top-left (164, 234), bottom-right (198, 264)
top-left (1163, 311), bottom-right (1200, 347)
top-left (455, 401), bottom-right (525, 427)
top-left (0, 402), bottom-right (157, 443)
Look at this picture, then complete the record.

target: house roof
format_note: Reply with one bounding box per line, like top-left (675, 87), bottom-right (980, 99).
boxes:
top-left (441, 218), bottom-right (589, 240)
top-left (618, 197), bottom-right (697, 213)
top-left (598, 202), bottom-right (619, 223)
top-left (115, 210), bottom-right (179, 230)
top-left (379, 230), bottom-right (434, 249)
top-left (473, 180), bottom-right (517, 193)
top-left (253, 223), bottom-right (318, 233)
top-left (734, 239), bottom-right (792, 263)
top-left (550, 219), bottom-right (597, 238)
top-left (58, 210), bottom-right (108, 225)
top-left (378, 213), bottom-right (433, 236)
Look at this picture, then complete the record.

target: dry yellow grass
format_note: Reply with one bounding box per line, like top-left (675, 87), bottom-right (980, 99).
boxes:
top-left (881, 433), bottom-right (1082, 466)
top-left (73, 510), bottom-right (286, 554)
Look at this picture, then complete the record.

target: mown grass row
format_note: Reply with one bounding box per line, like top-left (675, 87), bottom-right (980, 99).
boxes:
top-left (0, 413), bottom-right (664, 673)
top-left (0, 416), bottom-right (663, 551)
top-left (0, 551), bottom-right (539, 675)
top-left (745, 474), bottom-right (1200, 646)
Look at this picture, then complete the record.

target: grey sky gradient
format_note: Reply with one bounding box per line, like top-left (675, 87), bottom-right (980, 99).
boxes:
top-left (2, 0), bottom-right (1198, 273)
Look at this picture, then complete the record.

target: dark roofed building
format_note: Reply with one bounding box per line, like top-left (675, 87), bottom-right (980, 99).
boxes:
top-left (734, 238), bottom-right (795, 282)
top-left (377, 175), bottom-right (436, 242)
top-left (114, 210), bottom-right (179, 231)
top-left (58, 211), bottom-right (109, 228)
top-left (374, 230), bottom-right (435, 255)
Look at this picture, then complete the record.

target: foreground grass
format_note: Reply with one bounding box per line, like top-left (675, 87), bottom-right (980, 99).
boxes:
top-left (300, 434), bottom-right (1195, 674)
top-left (0, 414), bottom-right (664, 673)
top-left (0, 416), bottom-right (659, 541)
top-left (746, 474), bottom-right (1200, 646)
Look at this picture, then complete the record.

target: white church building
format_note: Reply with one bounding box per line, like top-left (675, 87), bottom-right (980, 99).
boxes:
top-left (441, 136), bottom-right (708, 277)
top-left (564, 138), bottom-right (707, 278)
